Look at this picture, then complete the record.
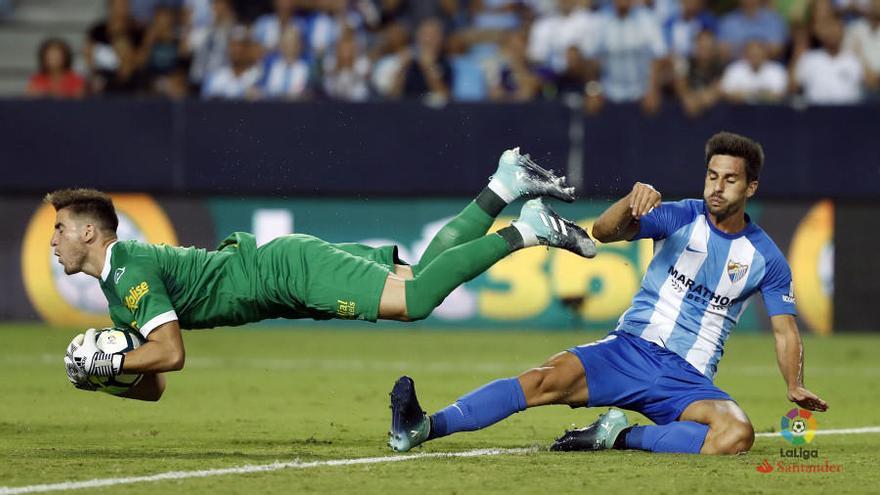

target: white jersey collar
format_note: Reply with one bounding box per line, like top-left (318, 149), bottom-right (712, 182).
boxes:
top-left (100, 241), bottom-right (119, 282)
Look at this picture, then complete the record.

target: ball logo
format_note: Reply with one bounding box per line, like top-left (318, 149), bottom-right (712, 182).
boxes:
top-left (780, 408), bottom-right (818, 445)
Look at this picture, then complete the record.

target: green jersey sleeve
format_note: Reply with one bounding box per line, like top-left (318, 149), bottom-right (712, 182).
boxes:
top-left (112, 250), bottom-right (179, 338)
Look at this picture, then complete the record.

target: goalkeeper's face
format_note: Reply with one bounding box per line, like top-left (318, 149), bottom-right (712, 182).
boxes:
top-left (50, 208), bottom-right (91, 275)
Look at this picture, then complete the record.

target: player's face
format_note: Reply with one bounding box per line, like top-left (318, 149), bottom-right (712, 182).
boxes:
top-left (703, 155), bottom-right (757, 220)
top-left (50, 208), bottom-right (90, 275)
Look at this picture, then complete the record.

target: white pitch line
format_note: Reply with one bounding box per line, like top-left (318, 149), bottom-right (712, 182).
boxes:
top-left (0, 448), bottom-right (536, 495)
top-left (755, 426), bottom-right (880, 437)
top-left (3, 427), bottom-right (880, 495)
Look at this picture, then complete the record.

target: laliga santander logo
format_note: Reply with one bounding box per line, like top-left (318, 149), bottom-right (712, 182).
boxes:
top-left (780, 408), bottom-right (818, 446)
top-left (756, 459), bottom-right (774, 473)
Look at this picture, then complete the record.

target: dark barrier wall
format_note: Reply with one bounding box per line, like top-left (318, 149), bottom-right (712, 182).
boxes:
top-left (1, 100), bottom-right (878, 199)
top-left (580, 105), bottom-right (880, 200)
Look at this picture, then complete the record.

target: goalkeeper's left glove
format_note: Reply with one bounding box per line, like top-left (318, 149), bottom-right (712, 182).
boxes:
top-left (70, 328), bottom-right (125, 378)
top-left (64, 353), bottom-right (96, 391)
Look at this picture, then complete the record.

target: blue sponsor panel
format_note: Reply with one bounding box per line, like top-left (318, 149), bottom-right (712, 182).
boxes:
top-left (6, 195), bottom-right (835, 332)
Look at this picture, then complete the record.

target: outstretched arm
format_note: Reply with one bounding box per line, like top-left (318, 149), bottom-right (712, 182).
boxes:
top-left (123, 321), bottom-right (186, 374)
top-left (65, 322), bottom-right (182, 400)
top-left (592, 182), bottom-right (661, 243)
top-left (770, 314), bottom-right (828, 412)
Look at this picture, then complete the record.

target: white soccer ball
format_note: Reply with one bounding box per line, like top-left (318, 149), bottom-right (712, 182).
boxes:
top-left (87, 328), bottom-right (145, 396)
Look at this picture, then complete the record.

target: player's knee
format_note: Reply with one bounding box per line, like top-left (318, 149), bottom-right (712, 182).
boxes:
top-left (714, 420), bottom-right (754, 455)
top-left (399, 279), bottom-right (440, 322)
top-left (518, 367), bottom-right (564, 406)
top-left (404, 304), bottom-right (432, 322)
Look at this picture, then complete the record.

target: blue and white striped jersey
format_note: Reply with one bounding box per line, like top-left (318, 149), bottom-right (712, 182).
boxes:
top-left (616, 199), bottom-right (796, 380)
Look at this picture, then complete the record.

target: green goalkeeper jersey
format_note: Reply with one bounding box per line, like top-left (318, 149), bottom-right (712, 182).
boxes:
top-left (99, 232), bottom-right (287, 337)
top-left (99, 232), bottom-right (397, 337)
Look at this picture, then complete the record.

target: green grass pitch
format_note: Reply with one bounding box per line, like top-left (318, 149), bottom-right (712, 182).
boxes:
top-left (1, 324), bottom-right (879, 494)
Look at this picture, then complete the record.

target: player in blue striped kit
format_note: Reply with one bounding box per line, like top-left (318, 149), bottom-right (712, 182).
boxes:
top-left (388, 131), bottom-right (828, 455)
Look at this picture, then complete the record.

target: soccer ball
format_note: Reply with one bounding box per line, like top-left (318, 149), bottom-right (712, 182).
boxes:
top-left (792, 419), bottom-right (807, 434)
top-left (87, 327), bottom-right (145, 396)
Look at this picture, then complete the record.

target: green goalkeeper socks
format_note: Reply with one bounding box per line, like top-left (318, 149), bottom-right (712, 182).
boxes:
top-left (405, 232), bottom-right (517, 321)
top-left (414, 196), bottom-right (499, 273)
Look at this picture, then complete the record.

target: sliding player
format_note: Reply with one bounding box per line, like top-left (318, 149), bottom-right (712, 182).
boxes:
top-left (388, 132), bottom-right (827, 455)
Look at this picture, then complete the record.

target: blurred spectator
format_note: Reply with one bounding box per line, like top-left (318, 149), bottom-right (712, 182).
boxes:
top-left (528, 0), bottom-right (600, 74)
top-left (232, 0), bottom-right (273, 21)
top-left (775, 0), bottom-right (811, 24)
top-left (183, 0), bottom-right (214, 31)
top-left (642, 0), bottom-right (681, 23)
top-left (373, 0), bottom-right (462, 32)
top-left (835, 0), bottom-right (871, 18)
top-left (392, 17), bottom-right (452, 102)
top-left (27, 39), bottom-right (86, 99)
top-left (471, 0), bottom-right (525, 31)
top-left (184, 0), bottom-right (238, 88)
top-left (487, 29), bottom-right (541, 101)
top-left (370, 22), bottom-right (410, 97)
top-left (252, 0), bottom-right (299, 51)
top-left (154, 59), bottom-right (192, 99)
top-left (100, 37), bottom-right (149, 95)
top-left (85, 0), bottom-right (144, 85)
top-left (259, 25), bottom-right (312, 100)
top-left (718, 0), bottom-right (788, 60)
top-left (585, 0), bottom-right (667, 113)
top-left (137, 7), bottom-right (182, 84)
top-left (447, 31), bottom-right (490, 100)
top-left (452, 0), bottom-right (528, 53)
top-left (128, 0), bottom-right (181, 26)
top-left (555, 45), bottom-right (595, 96)
top-left (721, 39), bottom-right (788, 102)
top-left (673, 29), bottom-right (724, 116)
top-left (793, 16), bottom-right (866, 103)
top-left (322, 30), bottom-right (372, 101)
top-left (663, 0), bottom-right (717, 57)
top-left (844, 0), bottom-right (880, 93)
top-left (310, 0), bottom-right (372, 59)
top-left (786, 0), bottom-right (837, 63)
top-left (809, 0), bottom-right (838, 42)
top-left (202, 26), bottom-right (262, 99)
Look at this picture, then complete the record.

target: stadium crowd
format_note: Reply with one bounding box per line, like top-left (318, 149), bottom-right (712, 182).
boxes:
top-left (25, 0), bottom-right (880, 113)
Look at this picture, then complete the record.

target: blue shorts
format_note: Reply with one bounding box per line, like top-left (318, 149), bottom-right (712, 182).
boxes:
top-left (568, 331), bottom-right (733, 425)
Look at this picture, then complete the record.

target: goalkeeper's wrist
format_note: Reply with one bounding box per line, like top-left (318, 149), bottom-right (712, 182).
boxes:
top-left (90, 352), bottom-right (125, 377)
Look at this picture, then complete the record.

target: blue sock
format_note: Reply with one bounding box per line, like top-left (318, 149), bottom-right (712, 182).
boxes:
top-left (624, 422), bottom-right (709, 454)
top-left (429, 378), bottom-right (527, 439)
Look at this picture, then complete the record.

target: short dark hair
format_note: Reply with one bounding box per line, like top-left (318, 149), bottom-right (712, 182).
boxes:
top-left (37, 38), bottom-right (73, 74)
top-left (44, 189), bottom-right (119, 233)
top-left (705, 131), bottom-right (764, 183)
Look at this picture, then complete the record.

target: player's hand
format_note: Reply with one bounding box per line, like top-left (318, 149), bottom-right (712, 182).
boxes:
top-left (70, 328), bottom-right (125, 378)
top-left (64, 354), bottom-right (97, 391)
top-left (788, 386), bottom-right (828, 412)
top-left (64, 334), bottom-right (96, 391)
top-left (629, 182), bottom-right (661, 220)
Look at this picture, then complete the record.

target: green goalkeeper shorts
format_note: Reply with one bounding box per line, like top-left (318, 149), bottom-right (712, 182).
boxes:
top-left (256, 234), bottom-right (400, 322)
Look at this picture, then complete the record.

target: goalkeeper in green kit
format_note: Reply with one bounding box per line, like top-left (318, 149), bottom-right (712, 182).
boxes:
top-left (56, 148), bottom-right (597, 401)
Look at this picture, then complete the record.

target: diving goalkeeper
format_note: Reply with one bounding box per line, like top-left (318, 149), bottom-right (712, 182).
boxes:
top-left (57, 148), bottom-right (596, 401)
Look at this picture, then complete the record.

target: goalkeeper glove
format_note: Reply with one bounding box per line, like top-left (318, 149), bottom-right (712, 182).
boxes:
top-left (70, 328), bottom-right (126, 378)
top-left (65, 335), bottom-right (97, 391)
